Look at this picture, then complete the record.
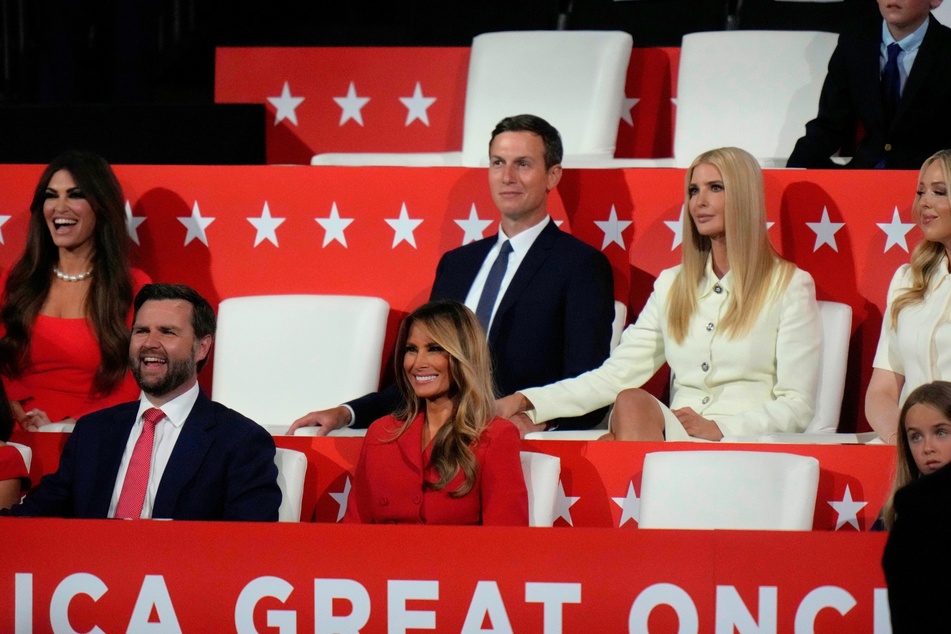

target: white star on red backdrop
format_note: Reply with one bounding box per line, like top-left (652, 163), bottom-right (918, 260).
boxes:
top-left (315, 202), bottom-right (354, 248)
top-left (612, 481), bottom-right (640, 527)
top-left (178, 201), bottom-right (215, 247)
top-left (828, 484), bottom-right (868, 530)
top-left (334, 82), bottom-right (371, 126)
top-left (247, 201), bottom-right (285, 247)
top-left (554, 480), bottom-right (580, 526)
top-left (329, 476), bottom-right (351, 522)
top-left (595, 205), bottom-right (633, 250)
top-left (620, 97), bottom-right (640, 126)
top-left (399, 82), bottom-right (437, 127)
top-left (806, 206), bottom-right (846, 253)
top-left (386, 203), bottom-right (424, 249)
top-left (267, 81), bottom-right (305, 126)
top-left (454, 204), bottom-right (493, 245)
top-left (877, 206), bottom-right (915, 253)
top-left (124, 201), bottom-right (145, 246)
top-left (665, 206), bottom-right (685, 250)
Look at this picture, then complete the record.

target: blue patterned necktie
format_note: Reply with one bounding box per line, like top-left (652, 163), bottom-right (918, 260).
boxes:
top-left (475, 240), bottom-right (513, 330)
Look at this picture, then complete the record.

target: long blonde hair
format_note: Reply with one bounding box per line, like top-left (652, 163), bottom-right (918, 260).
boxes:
top-left (392, 300), bottom-right (496, 496)
top-left (889, 150), bottom-right (951, 327)
top-left (881, 381), bottom-right (951, 529)
top-left (667, 147), bottom-right (794, 342)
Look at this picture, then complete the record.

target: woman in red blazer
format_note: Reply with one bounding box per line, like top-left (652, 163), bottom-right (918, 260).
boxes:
top-left (345, 300), bottom-right (528, 525)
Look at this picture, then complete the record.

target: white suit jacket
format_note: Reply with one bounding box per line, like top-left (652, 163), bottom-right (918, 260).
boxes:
top-left (522, 260), bottom-right (821, 437)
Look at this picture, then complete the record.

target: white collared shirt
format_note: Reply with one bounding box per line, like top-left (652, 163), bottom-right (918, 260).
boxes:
top-left (108, 382), bottom-right (201, 518)
top-left (464, 215), bottom-right (550, 332)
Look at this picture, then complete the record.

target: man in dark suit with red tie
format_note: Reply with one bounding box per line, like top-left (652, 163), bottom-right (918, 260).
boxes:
top-left (290, 114), bottom-right (615, 435)
top-left (787, 0), bottom-right (951, 169)
top-left (8, 283), bottom-right (281, 520)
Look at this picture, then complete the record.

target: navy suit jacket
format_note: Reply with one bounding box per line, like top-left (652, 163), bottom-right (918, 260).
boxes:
top-left (349, 220), bottom-right (615, 430)
top-left (788, 15), bottom-right (951, 169)
top-left (882, 462), bottom-right (951, 632)
top-left (10, 391), bottom-right (281, 520)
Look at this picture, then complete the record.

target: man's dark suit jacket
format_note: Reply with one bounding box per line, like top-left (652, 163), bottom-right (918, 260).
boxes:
top-left (882, 462), bottom-right (951, 632)
top-left (10, 391), bottom-right (281, 520)
top-left (787, 15), bottom-right (951, 169)
top-left (348, 220), bottom-right (615, 430)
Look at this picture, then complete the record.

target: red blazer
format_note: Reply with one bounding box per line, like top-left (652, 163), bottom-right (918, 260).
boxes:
top-left (344, 413), bottom-right (528, 525)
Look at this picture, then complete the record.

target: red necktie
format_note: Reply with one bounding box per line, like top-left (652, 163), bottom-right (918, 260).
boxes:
top-left (114, 407), bottom-right (165, 519)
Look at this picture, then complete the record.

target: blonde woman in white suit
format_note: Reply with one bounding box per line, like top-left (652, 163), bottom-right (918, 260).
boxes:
top-left (497, 147), bottom-right (821, 441)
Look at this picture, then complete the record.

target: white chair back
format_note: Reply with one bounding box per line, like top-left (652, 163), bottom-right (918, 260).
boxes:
top-left (638, 450), bottom-right (819, 530)
top-left (274, 448), bottom-right (307, 522)
top-left (460, 31), bottom-right (632, 167)
top-left (520, 451), bottom-right (561, 527)
top-left (805, 300), bottom-right (851, 433)
top-left (8, 442), bottom-right (32, 471)
top-left (212, 295), bottom-right (389, 434)
top-left (524, 430), bottom-right (603, 441)
top-left (934, 4), bottom-right (951, 26)
top-left (673, 30), bottom-right (838, 167)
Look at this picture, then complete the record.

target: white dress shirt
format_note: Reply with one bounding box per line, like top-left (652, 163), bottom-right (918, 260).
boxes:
top-left (463, 216), bottom-right (550, 331)
top-left (108, 383), bottom-right (201, 518)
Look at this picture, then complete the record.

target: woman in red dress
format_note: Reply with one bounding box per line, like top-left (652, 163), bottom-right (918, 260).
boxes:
top-left (0, 151), bottom-right (150, 429)
top-left (345, 300), bottom-right (528, 525)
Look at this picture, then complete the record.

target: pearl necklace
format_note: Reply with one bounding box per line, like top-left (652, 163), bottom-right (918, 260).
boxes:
top-left (53, 266), bottom-right (93, 282)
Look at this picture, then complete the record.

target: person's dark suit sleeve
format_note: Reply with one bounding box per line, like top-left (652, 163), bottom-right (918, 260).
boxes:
top-left (787, 32), bottom-right (853, 169)
top-left (8, 426), bottom-right (82, 517)
top-left (222, 422), bottom-right (281, 521)
top-left (548, 247), bottom-right (615, 431)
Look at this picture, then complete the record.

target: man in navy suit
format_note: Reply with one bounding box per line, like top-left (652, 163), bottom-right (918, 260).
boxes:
top-left (290, 114), bottom-right (615, 435)
top-left (8, 283), bottom-right (281, 520)
top-left (787, 0), bottom-right (951, 169)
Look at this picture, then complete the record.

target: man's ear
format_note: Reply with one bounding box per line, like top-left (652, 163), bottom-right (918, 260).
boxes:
top-left (195, 335), bottom-right (213, 364)
top-left (547, 164), bottom-right (563, 191)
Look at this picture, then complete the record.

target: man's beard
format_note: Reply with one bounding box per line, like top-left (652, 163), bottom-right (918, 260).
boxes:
top-left (130, 355), bottom-right (196, 397)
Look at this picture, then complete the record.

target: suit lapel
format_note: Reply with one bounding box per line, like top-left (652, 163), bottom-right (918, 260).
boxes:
top-left (453, 238), bottom-right (496, 301)
top-left (91, 402), bottom-right (139, 517)
top-left (152, 392), bottom-right (216, 518)
top-left (856, 23), bottom-right (888, 130)
top-left (895, 16), bottom-right (940, 126)
top-left (489, 221), bottom-right (558, 342)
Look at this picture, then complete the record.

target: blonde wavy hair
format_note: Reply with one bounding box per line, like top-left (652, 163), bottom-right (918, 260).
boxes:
top-left (391, 300), bottom-right (497, 496)
top-left (889, 150), bottom-right (951, 327)
top-left (881, 381), bottom-right (951, 529)
top-left (667, 147), bottom-right (794, 343)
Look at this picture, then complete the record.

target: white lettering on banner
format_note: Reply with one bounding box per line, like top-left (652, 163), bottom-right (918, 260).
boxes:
top-left (235, 576), bottom-right (296, 634)
top-left (629, 583), bottom-right (699, 634)
top-left (793, 586), bottom-right (856, 633)
top-left (314, 578), bottom-right (371, 633)
top-left (15, 573), bottom-right (32, 634)
top-left (873, 588), bottom-right (892, 634)
top-left (125, 576), bottom-right (181, 634)
top-left (715, 586), bottom-right (778, 633)
top-left (461, 581), bottom-right (513, 633)
top-left (388, 580), bottom-right (438, 633)
top-left (49, 573), bottom-right (107, 634)
top-left (525, 582), bottom-right (582, 633)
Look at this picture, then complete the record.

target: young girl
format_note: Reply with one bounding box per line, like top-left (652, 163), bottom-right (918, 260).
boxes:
top-left (880, 380), bottom-right (951, 530)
